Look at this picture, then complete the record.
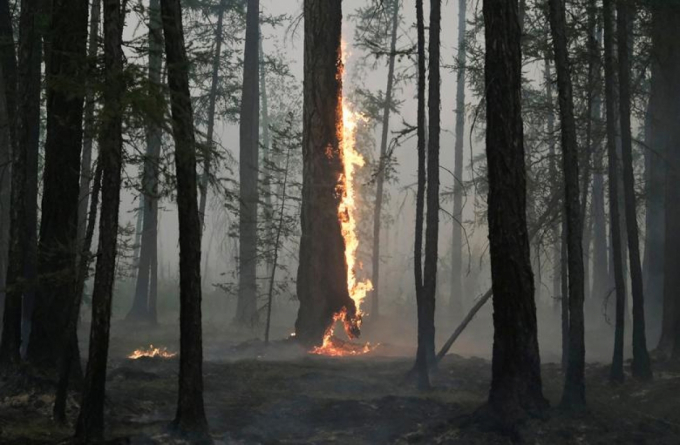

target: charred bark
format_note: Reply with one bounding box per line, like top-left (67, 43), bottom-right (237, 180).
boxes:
top-left (482, 0), bottom-right (547, 424)
top-left (295, 0), bottom-right (357, 348)
top-left (160, 0), bottom-right (208, 433)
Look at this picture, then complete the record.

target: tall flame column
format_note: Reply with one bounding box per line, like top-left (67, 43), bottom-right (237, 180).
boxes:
top-left (295, 0), bottom-right (358, 348)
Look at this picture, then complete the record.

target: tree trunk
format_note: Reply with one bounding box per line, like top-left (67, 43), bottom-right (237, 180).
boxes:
top-left (548, 0), bottom-right (586, 408)
top-left (236, 0), bottom-right (260, 327)
top-left (616, 0), bottom-right (652, 379)
top-left (160, 0), bottom-right (208, 433)
top-left (413, 0), bottom-right (429, 390)
top-left (259, 26), bottom-right (274, 274)
top-left (603, 0), bottom-right (626, 383)
top-left (26, 0), bottom-right (88, 373)
top-left (482, 0), bottom-right (547, 424)
top-left (0, 0), bottom-right (41, 368)
top-left (128, 0), bottom-right (162, 324)
top-left (370, 0), bottom-right (399, 320)
top-left (296, 0), bottom-right (358, 347)
top-left (198, 0), bottom-right (227, 228)
top-left (450, 0), bottom-right (466, 317)
top-left (544, 58), bottom-right (560, 311)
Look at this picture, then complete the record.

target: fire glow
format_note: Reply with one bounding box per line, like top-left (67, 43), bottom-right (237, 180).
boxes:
top-left (310, 43), bottom-right (375, 357)
top-left (128, 344), bottom-right (177, 360)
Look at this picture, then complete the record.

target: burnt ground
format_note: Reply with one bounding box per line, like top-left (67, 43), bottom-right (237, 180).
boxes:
top-left (1, 323), bottom-right (680, 444)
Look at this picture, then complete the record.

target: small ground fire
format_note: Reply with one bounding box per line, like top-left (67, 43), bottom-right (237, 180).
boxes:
top-left (128, 344), bottom-right (177, 360)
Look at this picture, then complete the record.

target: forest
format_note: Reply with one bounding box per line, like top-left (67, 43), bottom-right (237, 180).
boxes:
top-left (1, 0), bottom-right (680, 443)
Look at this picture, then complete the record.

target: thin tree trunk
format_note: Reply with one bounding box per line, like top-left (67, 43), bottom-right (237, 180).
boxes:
top-left (74, 0), bottom-right (124, 436)
top-left (413, 0), bottom-right (429, 390)
top-left (198, 0), bottom-right (227, 228)
top-left (236, 0), bottom-right (260, 327)
top-left (160, 0), bottom-right (208, 432)
top-left (295, 0), bottom-right (357, 348)
top-left (0, 0), bottom-right (41, 368)
top-left (544, 57), bottom-right (560, 311)
top-left (616, 0), bottom-right (652, 379)
top-left (450, 0), bottom-right (466, 317)
top-left (548, 0), bottom-right (586, 408)
top-left (259, 26), bottom-right (274, 274)
top-left (603, 0), bottom-right (626, 383)
top-left (370, 0), bottom-right (399, 320)
top-left (27, 0), bottom-right (88, 373)
top-left (483, 0), bottom-right (547, 423)
top-left (128, 0), bottom-right (162, 323)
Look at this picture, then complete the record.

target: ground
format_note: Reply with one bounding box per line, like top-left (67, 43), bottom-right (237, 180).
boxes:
top-left (1, 322), bottom-right (680, 444)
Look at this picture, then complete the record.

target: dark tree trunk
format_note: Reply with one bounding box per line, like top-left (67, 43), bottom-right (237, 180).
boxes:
top-left (413, 0), bottom-right (428, 390)
top-left (160, 0), bottom-right (208, 433)
top-left (259, 26), bottom-right (274, 275)
top-left (128, 0), bottom-right (162, 324)
top-left (198, 0), bottom-right (226, 227)
top-left (235, 0), bottom-right (260, 327)
top-left (74, 0), bottom-right (124, 436)
top-left (616, 0), bottom-right (652, 379)
top-left (450, 0), bottom-right (466, 317)
top-left (544, 58), bottom-right (560, 312)
top-left (26, 0), bottom-right (88, 372)
top-left (482, 0), bottom-right (547, 424)
top-left (295, 0), bottom-right (357, 348)
top-left (0, 0), bottom-right (41, 368)
top-left (603, 0), bottom-right (626, 383)
top-left (370, 0), bottom-right (399, 320)
top-left (548, 0), bottom-right (586, 409)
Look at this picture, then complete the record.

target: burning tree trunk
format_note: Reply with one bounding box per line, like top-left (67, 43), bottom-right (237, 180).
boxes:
top-left (236, 0), bottom-right (260, 327)
top-left (160, 0), bottom-right (208, 433)
top-left (295, 0), bottom-right (358, 348)
top-left (128, 0), bottom-right (163, 323)
top-left (602, 0), bottom-right (626, 383)
top-left (27, 0), bottom-right (88, 373)
top-left (616, 0), bottom-right (652, 380)
top-left (450, 0), bottom-right (467, 317)
top-left (482, 0), bottom-right (547, 423)
top-left (370, 0), bottom-right (399, 320)
top-left (74, 0), bottom-right (124, 436)
top-left (548, 0), bottom-right (586, 408)
top-left (0, 0), bottom-right (40, 368)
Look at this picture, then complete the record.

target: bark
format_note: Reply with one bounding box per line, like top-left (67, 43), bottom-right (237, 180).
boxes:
top-left (548, 0), bottom-right (586, 408)
top-left (160, 0), bottom-right (208, 433)
top-left (0, 0), bottom-right (41, 367)
top-left (236, 0), bottom-right (260, 327)
top-left (0, 61), bottom-right (9, 329)
top-left (295, 0), bottom-right (357, 348)
top-left (603, 0), bottom-right (626, 383)
top-left (450, 0), bottom-right (466, 317)
top-left (370, 0), bottom-right (399, 320)
top-left (413, 0), bottom-right (428, 390)
top-left (616, 1), bottom-right (652, 379)
top-left (483, 0), bottom-right (547, 423)
top-left (198, 0), bottom-right (227, 228)
top-left (127, 0), bottom-right (162, 323)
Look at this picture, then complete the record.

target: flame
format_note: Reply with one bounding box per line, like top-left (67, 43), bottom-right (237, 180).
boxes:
top-left (311, 41), bottom-right (375, 357)
top-left (128, 344), bottom-right (177, 360)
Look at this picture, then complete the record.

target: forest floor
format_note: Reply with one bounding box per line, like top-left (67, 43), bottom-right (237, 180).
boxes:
top-left (1, 322), bottom-right (680, 444)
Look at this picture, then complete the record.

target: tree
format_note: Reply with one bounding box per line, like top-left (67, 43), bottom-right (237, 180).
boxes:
top-left (295, 0), bottom-right (358, 348)
top-left (615, 0), bottom-right (652, 380)
top-left (127, 0), bottom-right (163, 324)
top-left (235, 0), bottom-right (260, 327)
top-left (26, 0), bottom-right (89, 372)
top-left (482, 0), bottom-right (547, 425)
top-left (547, 0), bottom-right (586, 409)
top-left (0, 0), bottom-right (40, 368)
top-left (160, 0), bottom-right (208, 433)
top-left (74, 0), bottom-right (124, 437)
top-left (450, 0), bottom-right (467, 317)
top-left (602, 0), bottom-right (626, 383)
top-left (369, 0), bottom-right (399, 320)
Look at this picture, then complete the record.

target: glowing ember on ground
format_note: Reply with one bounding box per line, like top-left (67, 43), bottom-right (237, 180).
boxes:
top-left (128, 345), bottom-right (177, 360)
top-left (311, 41), bottom-right (374, 357)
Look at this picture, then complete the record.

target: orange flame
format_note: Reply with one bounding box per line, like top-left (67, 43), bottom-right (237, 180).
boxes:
top-left (311, 41), bottom-right (375, 357)
top-left (128, 344), bottom-right (177, 360)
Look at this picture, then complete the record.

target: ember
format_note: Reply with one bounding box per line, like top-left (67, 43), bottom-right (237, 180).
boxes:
top-left (128, 344), bottom-right (177, 360)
